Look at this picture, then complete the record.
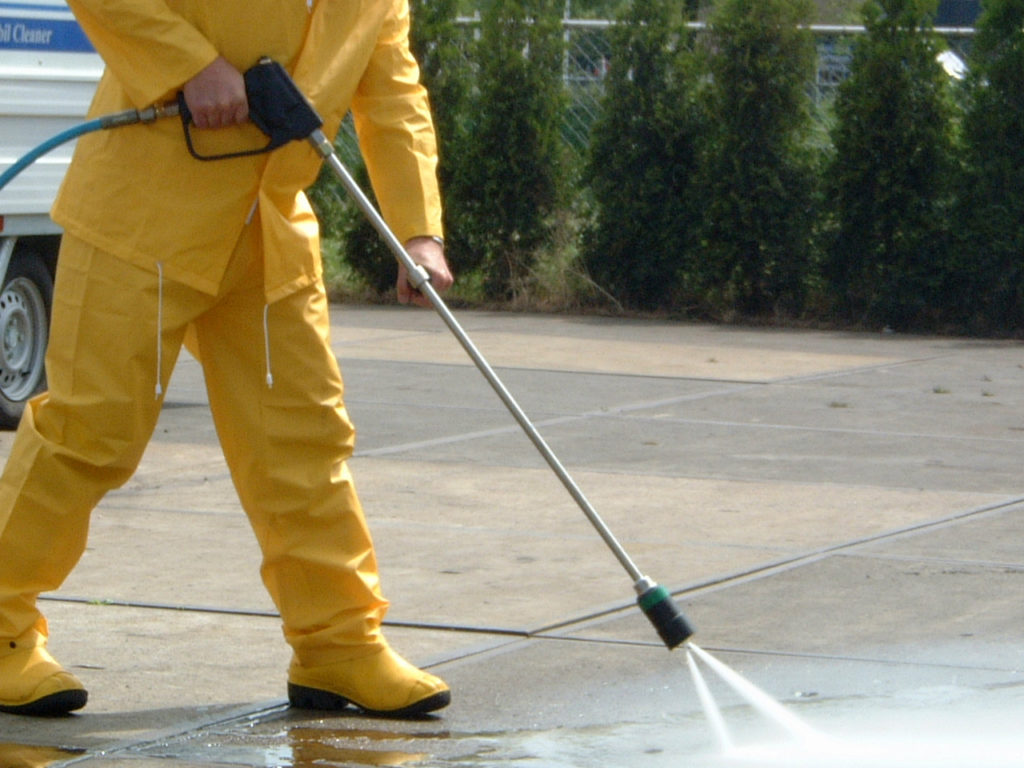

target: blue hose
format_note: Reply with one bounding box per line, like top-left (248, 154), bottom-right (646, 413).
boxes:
top-left (0, 118), bottom-right (105, 193)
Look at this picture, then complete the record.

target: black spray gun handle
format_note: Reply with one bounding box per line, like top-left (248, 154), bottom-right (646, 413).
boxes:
top-left (177, 57), bottom-right (324, 161)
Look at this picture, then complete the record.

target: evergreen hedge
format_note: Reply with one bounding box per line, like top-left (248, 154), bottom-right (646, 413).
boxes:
top-left (582, 0), bottom-right (703, 311)
top-left (314, 1), bottom-right (1024, 336)
top-left (696, 0), bottom-right (820, 318)
top-left (449, 0), bottom-right (568, 300)
top-left (954, 0), bottom-right (1024, 332)
top-left (826, 0), bottom-right (957, 330)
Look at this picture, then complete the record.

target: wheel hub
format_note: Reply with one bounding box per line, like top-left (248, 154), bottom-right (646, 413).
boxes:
top-left (0, 277), bottom-right (47, 400)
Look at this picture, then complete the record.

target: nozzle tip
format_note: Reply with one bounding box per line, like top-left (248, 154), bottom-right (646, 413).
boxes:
top-left (637, 584), bottom-right (695, 650)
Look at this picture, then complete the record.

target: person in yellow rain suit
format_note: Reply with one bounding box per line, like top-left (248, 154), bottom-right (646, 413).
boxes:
top-left (0, 0), bottom-right (454, 717)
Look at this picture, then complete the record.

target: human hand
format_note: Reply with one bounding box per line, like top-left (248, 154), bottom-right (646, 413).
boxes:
top-left (182, 56), bottom-right (249, 129)
top-left (398, 237), bottom-right (454, 307)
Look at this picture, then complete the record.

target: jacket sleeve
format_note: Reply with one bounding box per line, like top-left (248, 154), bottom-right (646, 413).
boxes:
top-left (349, 0), bottom-right (444, 242)
top-left (66, 0), bottom-right (219, 108)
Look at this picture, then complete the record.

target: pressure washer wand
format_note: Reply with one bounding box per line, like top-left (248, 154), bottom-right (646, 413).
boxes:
top-left (307, 129), bottom-right (695, 650)
top-left (0, 55), bottom-right (694, 649)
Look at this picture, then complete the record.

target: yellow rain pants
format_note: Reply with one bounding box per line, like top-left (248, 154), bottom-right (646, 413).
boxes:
top-left (0, 215), bottom-right (388, 664)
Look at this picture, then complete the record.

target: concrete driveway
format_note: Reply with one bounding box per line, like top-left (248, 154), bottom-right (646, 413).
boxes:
top-left (1, 305), bottom-right (1022, 767)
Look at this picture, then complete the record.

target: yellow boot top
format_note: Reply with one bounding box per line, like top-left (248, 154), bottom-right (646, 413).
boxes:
top-left (288, 645), bottom-right (450, 717)
top-left (0, 642), bottom-right (87, 716)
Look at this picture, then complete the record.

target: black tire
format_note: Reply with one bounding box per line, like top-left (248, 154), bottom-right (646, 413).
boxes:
top-left (0, 252), bottom-right (53, 429)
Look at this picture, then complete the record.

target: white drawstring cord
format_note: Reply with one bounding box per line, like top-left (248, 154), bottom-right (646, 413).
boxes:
top-left (155, 262), bottom-right (164, 398)
top-left (263, 304), bottom-right (274, 388)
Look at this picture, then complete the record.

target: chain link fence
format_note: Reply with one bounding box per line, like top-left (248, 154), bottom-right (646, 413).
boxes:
top-left (338, 19), bottom-right (976, 160)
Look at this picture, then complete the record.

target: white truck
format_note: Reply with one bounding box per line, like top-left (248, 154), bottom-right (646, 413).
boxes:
top-left (0, 0), bottom-right (100, 426)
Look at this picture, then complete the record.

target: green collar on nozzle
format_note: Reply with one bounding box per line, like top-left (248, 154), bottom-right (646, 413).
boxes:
top-left (637, 582), bottom-right (695, 649)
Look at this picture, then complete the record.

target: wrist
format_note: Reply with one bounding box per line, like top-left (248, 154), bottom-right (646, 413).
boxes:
top-left (406, 235), bottom-right (444, 249)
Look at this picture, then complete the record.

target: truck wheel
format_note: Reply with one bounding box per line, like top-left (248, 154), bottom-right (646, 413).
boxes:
top-left (0, 254), bottom-right (53, 429)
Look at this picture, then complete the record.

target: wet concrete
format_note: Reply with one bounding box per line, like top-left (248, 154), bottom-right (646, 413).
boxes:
top-left (0, 306), bottom-right (1022, 767)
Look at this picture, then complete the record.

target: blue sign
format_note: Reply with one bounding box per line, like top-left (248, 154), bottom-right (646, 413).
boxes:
top-left (0, 2), bottom-right (95, 52)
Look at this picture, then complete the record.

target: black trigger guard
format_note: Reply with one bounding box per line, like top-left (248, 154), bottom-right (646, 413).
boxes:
top-left (178, 57), bottom-right (324, 162)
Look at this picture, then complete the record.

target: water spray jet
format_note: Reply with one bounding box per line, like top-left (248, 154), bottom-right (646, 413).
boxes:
top-left (686, 646), bottom-right (733, 751)
top-left (686, 643), bottom-right (820, 742)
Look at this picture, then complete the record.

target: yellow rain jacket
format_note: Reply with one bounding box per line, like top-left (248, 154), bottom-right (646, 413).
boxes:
top-left (53, 0), bottom-right (442, 304)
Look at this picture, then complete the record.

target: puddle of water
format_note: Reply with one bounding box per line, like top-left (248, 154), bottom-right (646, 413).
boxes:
top-left (732, 682), bottom-right (1024, 768)
top-left (82, 684), bottom-right (1024, 768)
top-left (675, 643), bottom-right (1024, 768)
top-left (711, 703), bottom-right (1024, 767)
top-left (134, 721), bottom-right (447, 768)
top-left (173, 741), bottom-right (426, 767)
top-left (428, 687), bottom-right (1024, 768)
top-left (286, 727), bottom-right (427, 767)
top-left (0, 743), bottom-right (85, 768)
top-left (722, 736), bottom-right (1024, 768)
top-left (58, 655), bottom-right (1024, 768)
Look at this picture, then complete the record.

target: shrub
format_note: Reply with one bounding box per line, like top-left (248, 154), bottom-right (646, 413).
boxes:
top-left (312, 1), bottom-right (472, 298)
top-left (825, 0), bottom-right (958, 329)
top-left (581, 0), bottom-right (704, 312)
top-left (954, 0), bottom-right (1024, 333)
top-left (695, 0), bottom-right (820, 319)
top-left (449, 0), bottom-right (569, 300)
top-left (409, 0), bottom-right (473, 257)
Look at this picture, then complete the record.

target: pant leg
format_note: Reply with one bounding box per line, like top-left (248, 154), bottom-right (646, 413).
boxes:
top-left (0, 236), bottom-right (198, 641)
top-left (190, 219), bottom-right (388, 666)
